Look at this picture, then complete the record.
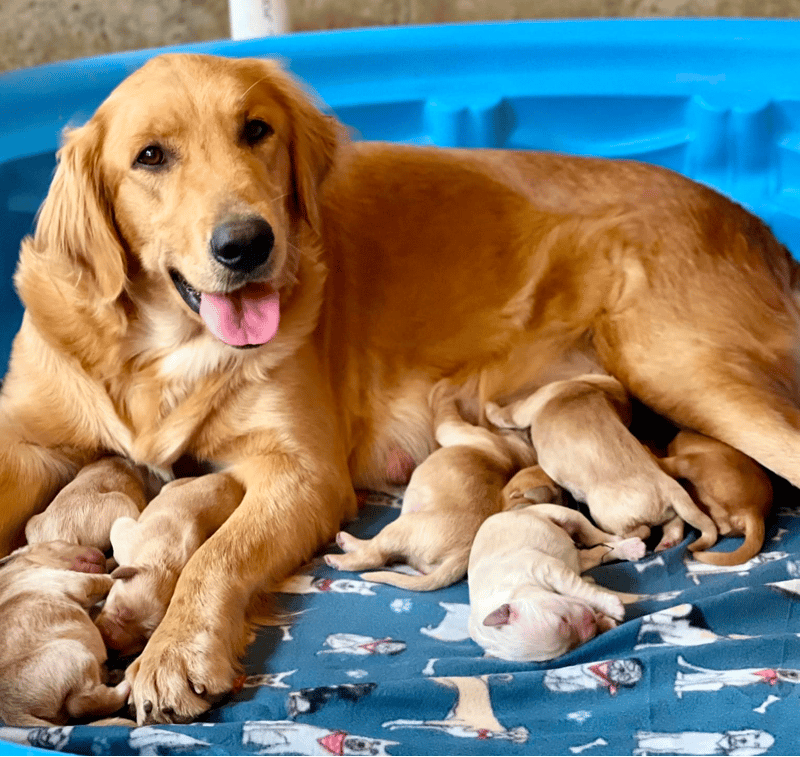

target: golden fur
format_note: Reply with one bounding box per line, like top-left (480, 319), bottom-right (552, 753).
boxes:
top-left (0, 541), bottom-right (128, 726)
top-left (658, 430), bottom-right (774, 566)
top-left (324, 382), bottom-right (536, 591)
top-left (1, 53), bottom-right (800, 722)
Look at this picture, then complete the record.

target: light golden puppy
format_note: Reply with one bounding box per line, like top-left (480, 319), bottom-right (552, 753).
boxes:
top-left (25, 456), bottom-right (152, 552)
top-left (486, 375), bottom-right (717, 550)
top-left (658, 430), bottom-right (774, 566)
top-left (95, 473), bottom-right (243, 661)
top-left (1, 54), bottom-right (798, 722)
top-left (0, 541), bottom-right (129, 726)
top-left (468, 504), bottom-right (645, 662)
top-left (325, 383), bottom-right (536, 590)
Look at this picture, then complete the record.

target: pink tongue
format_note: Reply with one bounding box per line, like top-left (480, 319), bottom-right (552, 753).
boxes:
top-left (198, 285), bottom-right (280, 347)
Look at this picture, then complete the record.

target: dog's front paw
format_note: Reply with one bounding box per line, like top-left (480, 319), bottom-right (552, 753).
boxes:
top-left (598, 594), bottom-right (625, 623)
top-left (127, 619), bottom-right (239, 724)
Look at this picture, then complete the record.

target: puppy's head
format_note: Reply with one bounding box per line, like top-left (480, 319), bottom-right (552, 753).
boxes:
top-left (471, 592), bottom-right (604, 662)
top-left (95, 563), bottom-right (177, 655)
top-left (19, 54), bottom-right (341, 352)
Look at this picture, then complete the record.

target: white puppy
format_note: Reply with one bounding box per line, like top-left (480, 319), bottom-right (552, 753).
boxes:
top-left (0, 541), bottom-right (129, 726)
top-left (95, 473), bottom-right (243, 656)
top-left (468, 503), bottom-right (645, 662)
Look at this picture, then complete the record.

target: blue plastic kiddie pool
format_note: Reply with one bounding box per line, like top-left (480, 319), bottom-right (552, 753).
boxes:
top-left (2, 19), bottom-right (800, 757)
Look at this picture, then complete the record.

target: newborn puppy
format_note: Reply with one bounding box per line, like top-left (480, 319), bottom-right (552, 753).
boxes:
top-left (0, 541), bottom-right (129, 726)
top-left (486, 374), bottom-right (717, 551)
top-left (325, 383), bottom-right (537, 590)
top-left (468, 504), bottom-right (645, 662)
top-left (657, 430), bottom-right (773, 565)
top-left (25, 456), bottom-right (153, 552)
top-left (95, 473), bottom-right (244, 656)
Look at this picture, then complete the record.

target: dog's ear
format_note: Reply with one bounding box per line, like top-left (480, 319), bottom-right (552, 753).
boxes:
top-left (483, 604), bottom-right (512, 627)
top-left (111, 565), bottom-right (139, 580)
top-left (267, 62), bottom-right (341, 231)
top-left (29, 120), bottom-right (127, 303)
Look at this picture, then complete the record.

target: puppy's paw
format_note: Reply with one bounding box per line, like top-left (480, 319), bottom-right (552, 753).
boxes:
top-left (335, 531), bottom-right (363, 553)
top-left (596, 614), bottom-right (619, 633)
top-left (485, 402), bottom-right (516, 429)
top-left (598, 594), bottom-right (625, 623)
top-left (609, 537), bottom-right (646, 562)
top-left (324, 553), bottom-right (344, 570)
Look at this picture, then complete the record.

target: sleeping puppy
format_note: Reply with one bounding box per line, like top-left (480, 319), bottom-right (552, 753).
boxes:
top-left (0, 541), bottom-right (129, 726)
top-left (486, 375), bottom-right (717, 551)
top-left (4, 54), bottom-right (800, 722)
top-left (324, 383), bottom-right (537, 590)
top-left (95, 473), bottom-right (243, 657)
top-left (25, 456), bottom-right (153, 552)
top-left (657, 430), bottom-right (774, 566)
top-left (468, 504), bottom-right (645, 662)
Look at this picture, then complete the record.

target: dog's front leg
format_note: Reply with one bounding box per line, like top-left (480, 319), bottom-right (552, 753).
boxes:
top-left (127, 452), bottom-right (356, 724)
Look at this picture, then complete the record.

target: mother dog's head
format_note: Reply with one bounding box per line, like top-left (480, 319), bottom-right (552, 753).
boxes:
top-left (16, 54), bottom-right (340, 355)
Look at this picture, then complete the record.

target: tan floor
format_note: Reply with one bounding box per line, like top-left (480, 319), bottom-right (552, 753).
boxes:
top-left (1, 0), bottom-right (798, 73)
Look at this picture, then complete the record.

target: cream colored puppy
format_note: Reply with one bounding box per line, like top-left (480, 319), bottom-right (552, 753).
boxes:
top-left (486, 374), bottom-right (717, 551)
top-left (25, 456), bottom-right (153, 552)
top-left (325, 384), bottom-right (537, 590)
top-left (468, 504), bottom-right (645, 662)
top-left (95, 474), bottom-right (243, 656)
top-left (0, 541), bottom-right (129, 726)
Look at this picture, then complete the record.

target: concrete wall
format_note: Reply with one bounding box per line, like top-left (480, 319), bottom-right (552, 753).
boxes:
top-left (2, 0), bottom-right (798, 72)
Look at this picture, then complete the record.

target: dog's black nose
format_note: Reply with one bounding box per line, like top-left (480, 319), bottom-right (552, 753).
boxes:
top-left (210, 217), bottom-right (274, 273)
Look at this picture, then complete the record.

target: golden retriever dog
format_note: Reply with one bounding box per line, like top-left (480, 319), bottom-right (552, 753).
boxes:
top-left (486, 374), bottom-right (717, 550)
top-left (0, 541), bottom-right (129, 726)
top-left (1, 53), bottom-right (798, 723)
top-left (657, 430), bottom-right (774, 566)
top-left (324, 382), bottom-right (536, 591)
top-left (96, 473), bottom-right (243, 658)
top-left (25, 456), bottom-right (151, 552)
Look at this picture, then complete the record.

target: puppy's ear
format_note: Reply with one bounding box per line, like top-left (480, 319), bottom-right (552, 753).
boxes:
top-left (483, 604), bottom-right (512, 627)
top-left (28, 121), bottom-right (127, 303)
top-left (111, 565), bottom-right (139, 580)
top-left (267, 62), bottom-right (341, 231)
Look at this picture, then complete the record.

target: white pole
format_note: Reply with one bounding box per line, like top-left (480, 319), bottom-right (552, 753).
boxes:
top-left (229, 0), bottom-right (288, 40)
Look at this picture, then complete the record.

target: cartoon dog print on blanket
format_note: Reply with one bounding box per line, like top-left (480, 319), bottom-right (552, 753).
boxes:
top-left (636, 604), bottom-right (753, 649)
top-left (633, 729), bottom-right (774, 755)
top-left (419, 602), bottom-right (471, 642)
top-left (242, 721), bottom-right (398, 755)
top-left (287, 683), bottom-right (377, 717)
top-left (542, 659), bottom-right (643, 695)
top-left (278, 574), bottom-right (379, 596)
top-left (674, 655), bottom-right (800, 697)
top-left (684, 552), bottom-right (788, 585)
top-left (382, 675), bottom-right (529, 744)
top-left (317, 633), bottom-right (407, 656)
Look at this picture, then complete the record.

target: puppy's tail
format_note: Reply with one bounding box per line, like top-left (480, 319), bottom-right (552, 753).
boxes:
top-left (690, 512), bottom-right (765, 566)
top-left (657, 457), bottom-right (718, 552)
top-left (360, 550), bottom-right (469, 592)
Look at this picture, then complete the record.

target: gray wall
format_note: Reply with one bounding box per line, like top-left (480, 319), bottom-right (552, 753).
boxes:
top-left (2, 0), bottom-right (798, 72)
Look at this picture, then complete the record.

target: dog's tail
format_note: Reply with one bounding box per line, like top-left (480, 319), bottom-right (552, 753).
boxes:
top-left (689, 512), bottom-right (765, 566)
top-left (360, 550), bottom-right (469, 592)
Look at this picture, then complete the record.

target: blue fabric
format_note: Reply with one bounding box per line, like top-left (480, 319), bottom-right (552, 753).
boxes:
top-left (2, 491), bottom-right (800, 755)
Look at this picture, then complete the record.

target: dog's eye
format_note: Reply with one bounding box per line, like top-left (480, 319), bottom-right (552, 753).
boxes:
top-left (243, 119), bottom-right (273, 146)
top-left (135, 145), bottom-right (166, 167)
